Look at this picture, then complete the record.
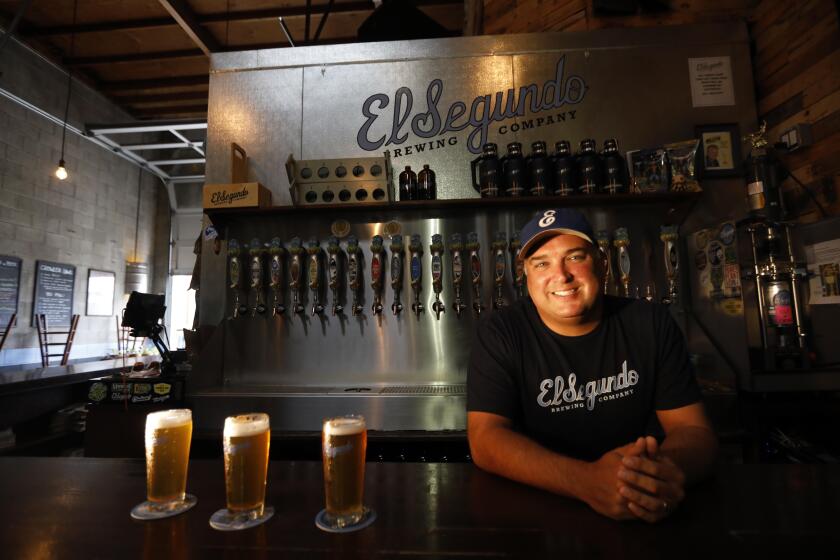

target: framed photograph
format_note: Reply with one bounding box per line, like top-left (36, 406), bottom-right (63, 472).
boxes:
top-left (86, 269), bottom-right (115, 316)
top-left (695, 123), bottom-right (742, 178)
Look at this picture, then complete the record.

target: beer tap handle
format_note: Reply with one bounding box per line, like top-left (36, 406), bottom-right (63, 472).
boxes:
top-left (249, 238), bottom-right (266, 316)
top-left (509, 232), bottom-right (524, 299)
top-left (430, 234), bottom-right (445, 320)
top-left (288, 237), bottom-right (305, 315)
top-left (346, 235), bottom-right (362, 316)
top-left (268, 237), bottom-right (286, 316)
top-left (409, 234), bottom-right (424, 319)
top-left (228, 238), bottom-right (242, 318)
top-left (614, 227), bottom-right (631, 298)
top-left (492, 231), bottom-right (508, 309)
top-left (467, 232), bottom-right (484, 315)
top-left (370, 235), bottom-right (384, 316)
top-left (307, 238), bottom-right (324, 316)
top-left (450, 233), bottom-right (466, 317)
top-left (390, 235), bottom-right (404, 316)
top-left (660, 225), bottom-right (679, 305)
top-left (596, 230), bottom-right (613, 296)
top-left (327, 236), bottom-right (343, 316)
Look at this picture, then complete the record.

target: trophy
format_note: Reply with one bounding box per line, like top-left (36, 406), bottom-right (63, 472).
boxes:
top-left (510, 231), bottom-right (525, 299)
top-left (595, 230), bottom-right (614, 296)
top-left (370, 235), bottom-right (384, 318)
top-left (307, 238), bottom-right (324, 316)
top-left (346, 235), bottom-right (363, 316)
top-left (268, 237), bottom-right (286, 316)
top-left (660, 225), bottom-right (679, 304)
top-left (389, 235), bottom-right (404, 316)
top-left (409, 234), bottom-right (424, 319)
top-left (228, 238), bottom-right (244, 318)
top-left (492, 231), bottom-right (508, 309)
top-left (467, 232), bottom-right (484, 316)
top-left (613, 228), bottom-right (631, 297)
top-left (430, 234), bottom-right (445, 320)
top-left (327, 236), bottom-right (343, 316)
top-left (249, 238), bottom-right (266, 316)
top-left (288, 237), bottom-right (305, 315)
top-left (450, 233), bottom-right (466, 317)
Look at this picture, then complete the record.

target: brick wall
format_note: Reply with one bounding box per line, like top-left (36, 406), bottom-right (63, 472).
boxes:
top-left (0, 40), bottom-right (165, 367)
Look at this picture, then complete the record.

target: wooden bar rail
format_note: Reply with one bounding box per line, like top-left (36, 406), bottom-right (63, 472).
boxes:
top-left (1, 457), bottom-right (839, 557)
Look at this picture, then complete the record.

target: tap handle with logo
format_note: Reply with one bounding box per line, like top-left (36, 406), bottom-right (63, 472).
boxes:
top-left (467, 232), bottom-right (484, 315)
top-left (509, 232), bottom-right (525, 299)
top-left (596, 230), bottom-right (613, 296)
top-left (288, 236), bottom-right (305, 315)
top-left (228, 238), bottom-right (242, 318)
top-left (346, 235), bottom-right (362, 316)
top-left (430, 234), bottom-right (445, 319)
top-left (327, 236), bottom-right (343, 315)
top-left (492, 231), bottom-right (508, 309)
top-left (249, 238), bottom-right (266, 315)
top-left (268, 237), bottom-right (286, 316)
top-left (370, 235), bottom-right (384, 315)
top-left (613, 227), bottom-right (632, 297)
top-left (307, 238), bottom-right (324, 316)
top-left (409, 234), bottom-right (424, 317)
top-left (450, 233), bottom-right (465, 317)
top-left (390, 235), bottom-right (404, 316)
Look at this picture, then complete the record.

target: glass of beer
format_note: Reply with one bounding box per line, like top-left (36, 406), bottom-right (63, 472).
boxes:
top-left (209, 412), bottom-right (274, 531)
top-left (131, 409), bottom-right (197, 520)
top-left (315, 415), bottom-right (376, 532)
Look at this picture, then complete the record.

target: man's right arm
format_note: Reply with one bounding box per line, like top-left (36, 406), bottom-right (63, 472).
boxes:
top-left (468, 411), bottom-right (641, 520)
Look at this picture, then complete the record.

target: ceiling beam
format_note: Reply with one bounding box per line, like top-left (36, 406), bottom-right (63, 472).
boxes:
top-left (65, 48), bottom-right (205, 66)
top-left (29, 0), bottom-right (462, 36)
top-left (131, 105), bottom-right (208, 118)
top-left (158, 0), bottom-right (221, 56)
top-left (111, 91), bottom-right (209, 104)
top-left (100, 75), bottom-right (209, 92)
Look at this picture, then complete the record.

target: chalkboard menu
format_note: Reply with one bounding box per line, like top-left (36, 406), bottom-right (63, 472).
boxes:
top-left (0, 256), bottom-right (21, 326)
top-left (33, 260), bottom-right (76, 327)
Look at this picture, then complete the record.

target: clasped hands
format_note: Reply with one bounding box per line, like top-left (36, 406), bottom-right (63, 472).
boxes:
top-left (583, 436), bottom-right (686, 523)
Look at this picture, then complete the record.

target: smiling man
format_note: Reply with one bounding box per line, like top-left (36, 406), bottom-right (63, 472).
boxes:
top-left (467, 208), bottom-right (718, 523)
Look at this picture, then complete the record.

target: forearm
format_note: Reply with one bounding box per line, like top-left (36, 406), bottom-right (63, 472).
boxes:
top-left (469, 423), bottom-right (589, 501)
top-left (659, 425), bottom-right (718, 486)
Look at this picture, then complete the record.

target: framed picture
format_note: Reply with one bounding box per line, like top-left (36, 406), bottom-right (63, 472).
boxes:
top-left (86, 269), bottom-right (115, 316)
top-left (695, 123), bottom-right (742, 178)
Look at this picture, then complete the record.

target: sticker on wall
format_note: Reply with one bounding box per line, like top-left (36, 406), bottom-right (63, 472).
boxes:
top-left (719, 222), bottom-right (736, 245)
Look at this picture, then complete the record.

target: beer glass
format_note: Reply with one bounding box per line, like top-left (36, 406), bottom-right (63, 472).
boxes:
top-left (315, 415), bottom-right (376, 532)
top-left (131, 409), bottom-right (197, 520)
top-left (209, 413), bottom-right (274, 531)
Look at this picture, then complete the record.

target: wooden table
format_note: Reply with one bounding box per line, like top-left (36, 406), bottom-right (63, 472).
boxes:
top-left (1, 457), bottom-right (838, 557)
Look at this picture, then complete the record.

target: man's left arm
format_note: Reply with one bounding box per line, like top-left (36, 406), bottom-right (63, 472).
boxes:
top-left (657, 402), bottom-right (718, 486)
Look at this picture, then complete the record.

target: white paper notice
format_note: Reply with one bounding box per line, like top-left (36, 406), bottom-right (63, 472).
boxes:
top-left (806, 239), bottom-right (840, 305)
top-left (688, 57), bottom-right (735, 107)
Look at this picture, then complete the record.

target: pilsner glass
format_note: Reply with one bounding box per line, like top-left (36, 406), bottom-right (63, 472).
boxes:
top-left (315, 415), bottom-right (376, 533)
top-left (209, 413), bottom-right (274, 531)
top-left (131, 409), bottom-right (197, 520)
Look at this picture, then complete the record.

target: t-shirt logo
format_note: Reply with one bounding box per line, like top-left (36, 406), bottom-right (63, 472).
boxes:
top-left (538, 210), bottom-right (556, 228)
top-left (537, 360), bottom-right (639, 412)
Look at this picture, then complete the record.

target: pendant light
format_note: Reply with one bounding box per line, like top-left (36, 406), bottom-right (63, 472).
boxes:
top-left (55, 0), bottom-right (78, 181)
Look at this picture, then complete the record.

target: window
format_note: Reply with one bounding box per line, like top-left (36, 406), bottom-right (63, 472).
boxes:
top-left (168, 275), bottom-right (195, 350)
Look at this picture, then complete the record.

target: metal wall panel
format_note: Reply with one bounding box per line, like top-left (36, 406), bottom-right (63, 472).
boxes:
top-left (196, 24), bottom-right (758, 431)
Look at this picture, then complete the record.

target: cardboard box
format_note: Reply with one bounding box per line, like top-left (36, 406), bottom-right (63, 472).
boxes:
top-left (202, 181), bottom-right (272, 209)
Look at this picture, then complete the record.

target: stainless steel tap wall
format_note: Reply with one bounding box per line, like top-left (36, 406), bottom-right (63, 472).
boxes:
top-left (194, 24), bottom-right (758, 430)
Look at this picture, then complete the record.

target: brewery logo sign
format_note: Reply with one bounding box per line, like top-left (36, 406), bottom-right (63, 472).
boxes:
top-left (356, 56), bottom-right (588, 159)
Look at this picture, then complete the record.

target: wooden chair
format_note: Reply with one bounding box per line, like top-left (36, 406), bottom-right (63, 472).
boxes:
top-left (35, 314), bottom-right (80, 367)
top-left (0, 313), bottom-right (15, 353)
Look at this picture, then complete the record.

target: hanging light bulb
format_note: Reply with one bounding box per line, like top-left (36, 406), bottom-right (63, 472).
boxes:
top-left (55, 159), bottom-right (68, 180)
top-left (54, 0), bottom-right (77, 183)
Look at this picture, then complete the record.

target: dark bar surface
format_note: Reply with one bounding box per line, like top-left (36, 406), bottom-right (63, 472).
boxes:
top-left (1, 457), bottom-right (838, 557)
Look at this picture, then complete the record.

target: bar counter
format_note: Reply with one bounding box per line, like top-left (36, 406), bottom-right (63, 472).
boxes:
top-left (1, 457), bottom-right (838, 557)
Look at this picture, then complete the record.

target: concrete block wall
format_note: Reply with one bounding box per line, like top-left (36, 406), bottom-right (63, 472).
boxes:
top-left (0, 40), bottom-right (166, 367)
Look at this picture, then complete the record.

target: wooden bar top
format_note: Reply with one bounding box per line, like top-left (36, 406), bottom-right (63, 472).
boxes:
top-left (1, 457), bottom-right (838, 557)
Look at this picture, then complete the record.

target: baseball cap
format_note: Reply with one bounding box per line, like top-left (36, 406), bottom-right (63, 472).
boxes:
top-left (519, 208), bottom-right (595, 259)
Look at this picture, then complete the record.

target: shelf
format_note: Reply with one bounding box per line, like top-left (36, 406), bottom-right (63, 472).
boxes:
top-left (206, 192), bottom-right (702, 231)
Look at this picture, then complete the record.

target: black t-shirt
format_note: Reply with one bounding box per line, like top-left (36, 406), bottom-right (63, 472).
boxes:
top-left (467, 296), bottom-right (701, 461)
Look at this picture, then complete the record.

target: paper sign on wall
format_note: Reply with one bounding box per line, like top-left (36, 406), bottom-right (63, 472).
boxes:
top-left (688, 56), bottom-right (735, 107)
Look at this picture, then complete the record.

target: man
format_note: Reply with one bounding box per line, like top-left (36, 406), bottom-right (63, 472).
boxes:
top-left (467, 208), bottom-right (717, 523)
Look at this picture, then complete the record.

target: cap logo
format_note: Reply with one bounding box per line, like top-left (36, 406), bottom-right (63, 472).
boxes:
top-left (538, 210), bottom-right (556, 228)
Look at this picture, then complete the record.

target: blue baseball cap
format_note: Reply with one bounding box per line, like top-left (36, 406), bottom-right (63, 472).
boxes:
top-left (519, 208), bottom-right (595, 258)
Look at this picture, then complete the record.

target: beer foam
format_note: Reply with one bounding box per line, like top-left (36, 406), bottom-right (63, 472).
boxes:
top-left (324, 416), bottom-right (366, 436)
top-left (224, 413), bottom-right (270, 437)
top-left (146, 409), bottom-right (192, 430)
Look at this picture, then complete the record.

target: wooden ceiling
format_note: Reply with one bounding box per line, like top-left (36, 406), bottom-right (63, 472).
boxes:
top-left (1, 0), bottom-right (465, 121)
